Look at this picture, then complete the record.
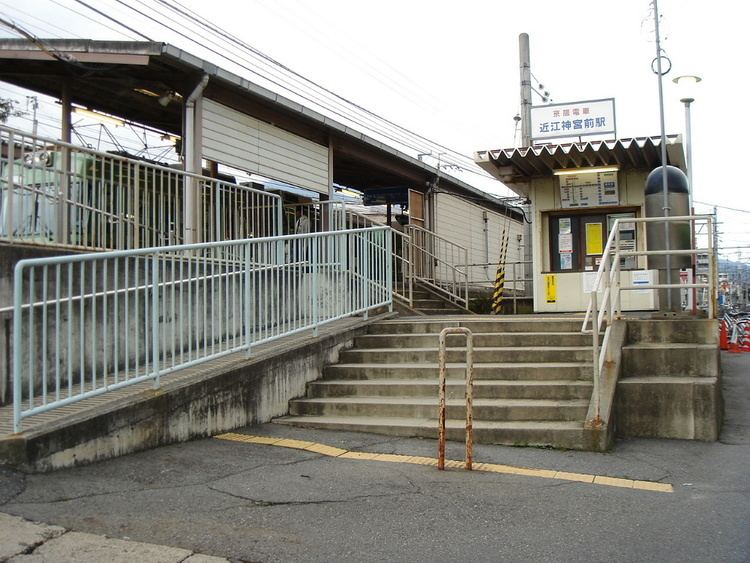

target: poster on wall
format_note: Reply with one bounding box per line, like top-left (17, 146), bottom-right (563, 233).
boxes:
top-left (559, 217), bottom-right (572, 234)
top-left (585, 223), bottom-right (604, 255)
top-left (560, 253), bottom-right (573, 270)
top-left (583, 271), bottom-right (598, 293)
top-left (558, 233), bottom-right (573, 253)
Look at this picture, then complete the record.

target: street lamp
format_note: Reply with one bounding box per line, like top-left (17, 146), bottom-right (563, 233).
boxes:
top-left (672, 75), bottom-right (702, 211)
top-left (673, 74), bottom-right (702, 311)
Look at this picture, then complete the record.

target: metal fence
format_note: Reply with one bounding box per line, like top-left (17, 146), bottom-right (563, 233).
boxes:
top-left (12, 226), bottom-right (392, 431)
top-left (282, 201), bottom-right (415, 307)
top-left (405, 224), bottom-right (469, 309)
top-left (0, 125), bottom-right (283, 250)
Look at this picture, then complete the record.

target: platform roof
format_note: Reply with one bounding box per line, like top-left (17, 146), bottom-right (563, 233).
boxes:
top-left (0, 38), bottom-right (520, 218)
top-left (475, 136), bottom-right (686, 197)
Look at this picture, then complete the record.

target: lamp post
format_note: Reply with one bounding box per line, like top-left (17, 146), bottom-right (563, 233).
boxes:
top-left (672, 75), bottom-right (701, 213)
top-left (673, 74), bottom-right (702, 312)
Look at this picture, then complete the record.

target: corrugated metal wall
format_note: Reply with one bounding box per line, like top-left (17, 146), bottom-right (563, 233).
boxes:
top-left (435, 192), bottom-right (525, 287)
top-left (202, 99), bottom-right (329, 194)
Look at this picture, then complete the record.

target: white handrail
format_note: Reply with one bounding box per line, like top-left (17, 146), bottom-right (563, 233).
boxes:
top-left (404, 224), bottom-right (469, 308)
top-left (581, 214), bottom-right (717, 426)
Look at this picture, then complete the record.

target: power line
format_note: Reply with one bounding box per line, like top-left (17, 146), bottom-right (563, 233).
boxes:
top-left (115, 0), bottom-right (491, 176)
top-left (50, 0), bottom-right (139, 40)
top-left (695, 201), bottom-right (750, 215)
top-left (5, 1), bottom-right (501, 188)
top-left (72, 0), bottom-right (151, 40)
top-left (155, 0), bottom-right (483, 171)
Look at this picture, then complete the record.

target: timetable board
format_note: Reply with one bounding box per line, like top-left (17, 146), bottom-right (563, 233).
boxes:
top-left (559, 170), bottom-right (619, 208)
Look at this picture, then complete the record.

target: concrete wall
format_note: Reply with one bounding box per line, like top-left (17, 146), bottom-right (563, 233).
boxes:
top-left (1, 319), bottom-right (373, 472)
top-left (434, 193), bottom-right (525, 288)
top-left (0, 244), bottom-right (86, 404)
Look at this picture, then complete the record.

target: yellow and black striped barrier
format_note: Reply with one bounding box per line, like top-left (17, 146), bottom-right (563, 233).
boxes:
top-left (492, 227), bottom-right (510, 314)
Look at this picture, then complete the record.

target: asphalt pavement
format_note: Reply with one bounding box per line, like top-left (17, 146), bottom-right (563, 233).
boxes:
top-left (0, 352), bottom-right (748, 562)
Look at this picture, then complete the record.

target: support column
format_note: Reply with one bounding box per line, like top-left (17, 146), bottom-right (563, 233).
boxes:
top-left (184, 75), bottom-right (209, 244)
top-left (59, 82), bottom-right (71, 245)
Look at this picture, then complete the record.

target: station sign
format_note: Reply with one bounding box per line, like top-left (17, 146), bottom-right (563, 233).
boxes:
top-left (531, 98), bottom-right (616, 142)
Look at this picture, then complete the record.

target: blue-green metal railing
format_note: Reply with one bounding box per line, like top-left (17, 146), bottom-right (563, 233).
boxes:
top-left (12, 227), bottom-right (392, 432)
top-left (0, 124), bottom-right (283, 250)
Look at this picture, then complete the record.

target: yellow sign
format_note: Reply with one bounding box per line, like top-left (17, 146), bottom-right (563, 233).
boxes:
top-left (585, 223), bottom-right (604, 255)
top-left (545, 274), bottom-right (556, 303)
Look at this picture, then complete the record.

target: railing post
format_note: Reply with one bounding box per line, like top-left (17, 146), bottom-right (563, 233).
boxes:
top-left (708, 216), bottom-right (717, 319)
top-left (312, 234), bottom-right (319, 336)
top-left (437, 327), bottom-right (474, 471)
top-left (407, 233), bottom-right (413, 307)
top-left (4, 131), bottom-right (14, 241)
top-left (133, 163), bottom-right (141, 248)
top-left (363, 232), bottom-right (371, 320)
top-left (386, 228), bottom-right (393, 313)
top-left (463, 248), bottom-right (469, 307)
top-left (244, 241), bottom-right (253, 357)
top-left (591, 291), bottom-right (601, 425)
top-left (151, 253), bottom-right (160, 389)
top-left (60, 145), bottom-right (71, 245)
top-left (12, 262), bottom-right (24, 433)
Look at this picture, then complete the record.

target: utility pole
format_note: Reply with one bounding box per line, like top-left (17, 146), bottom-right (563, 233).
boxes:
top-left (652, 0), bottom-right (673, 310)
top-left (519, 33), bottom-right (532, 147)
top-left (26, 95), bottom-right (38, 137)
top-left (518, 33), bottom-right (534, 302)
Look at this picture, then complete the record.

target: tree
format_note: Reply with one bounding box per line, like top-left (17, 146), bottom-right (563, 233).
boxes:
top-left (0, 97), bottom-right (23, 123)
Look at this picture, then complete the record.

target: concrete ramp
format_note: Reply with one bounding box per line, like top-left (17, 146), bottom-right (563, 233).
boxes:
top-left (0, 315), bottom-right (391, 471)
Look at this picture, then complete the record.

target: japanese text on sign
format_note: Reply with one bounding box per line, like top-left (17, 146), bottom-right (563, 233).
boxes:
top-left (559, 170), bottom-right (619, 209)
top-left (531, 98), bottom-right (615, 141)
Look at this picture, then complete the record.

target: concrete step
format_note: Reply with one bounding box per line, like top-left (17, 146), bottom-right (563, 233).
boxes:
top-left (412, 299), bottom-right (453, 308)
top-left (339, 346), bottom-right (594, 364)
top-left (323, 362), bottom-right (593, 381)
top-left (414, 308), bottom-right (467, 315)
top-left (621, 343), bottom-right (719, 377)
top-left (615, 376), bottom-right (721, 440)
top-left (273, 415), bottom-right (589, 449)
top-left (627, 319), bottom-right (719, 345)
top-left (307, 379), bottom-right (593, 400)
top-left (368, 318), bottom-right (585, 334)
top-left (288, 397), bottom-right (589, 421)
top-left (354, 332), bottom-right (596, 348)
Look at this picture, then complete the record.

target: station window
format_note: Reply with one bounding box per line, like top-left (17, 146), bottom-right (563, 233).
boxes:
top-left (547, 210), bottom-right (638, 273)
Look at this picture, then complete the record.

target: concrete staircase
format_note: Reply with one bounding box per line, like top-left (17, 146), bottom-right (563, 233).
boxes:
top-left (615, 319), bottom-right (721, 440)
top-left (275, 316), bottom-right (604, 450)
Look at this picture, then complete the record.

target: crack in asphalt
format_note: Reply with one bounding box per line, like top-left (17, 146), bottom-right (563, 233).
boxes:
top-left (206, 485), bottom-right (417, 508)
top-left (3, 456), bottom-right (318, 507)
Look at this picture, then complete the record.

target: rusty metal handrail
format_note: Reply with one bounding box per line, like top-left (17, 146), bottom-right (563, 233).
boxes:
top-left (437, 327), bottom-right (474, 471)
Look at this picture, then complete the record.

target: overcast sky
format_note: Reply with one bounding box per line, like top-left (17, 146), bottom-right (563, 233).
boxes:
top-left (1, 0), bottom-right (749, 255)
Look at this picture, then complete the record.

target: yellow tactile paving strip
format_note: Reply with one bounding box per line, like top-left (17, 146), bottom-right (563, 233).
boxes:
top-left (214, 433), bottom-right (673, 494)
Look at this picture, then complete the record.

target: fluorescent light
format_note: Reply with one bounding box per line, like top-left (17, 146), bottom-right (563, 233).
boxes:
top-left (134, 88), bottom-right (160, 97)
top-left (72, 107), bottom-right (124, 127)
top-left (553, 166), bottom-right (619, 176)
